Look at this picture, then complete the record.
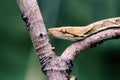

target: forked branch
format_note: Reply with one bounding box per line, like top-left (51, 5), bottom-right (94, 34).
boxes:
top-left (16, 0), bottom-right (72, 80)
top-left (16, 0), bottom-right (120, 80)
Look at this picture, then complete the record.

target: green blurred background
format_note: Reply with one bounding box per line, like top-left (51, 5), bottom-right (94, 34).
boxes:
top-left (0, 0), bottom-right (120, 80)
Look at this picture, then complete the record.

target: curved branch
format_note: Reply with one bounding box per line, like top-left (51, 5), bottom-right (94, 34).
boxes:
top-left (61, 28), bottom-right (120, 61)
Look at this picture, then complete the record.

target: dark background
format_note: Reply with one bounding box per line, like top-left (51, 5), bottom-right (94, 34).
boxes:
top-left (0, 0), bottom-right (120, 80)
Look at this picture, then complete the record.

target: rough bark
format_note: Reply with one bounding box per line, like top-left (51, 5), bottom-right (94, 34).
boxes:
top-left (16, 0), bottom-right (120, 80)
top-left (16, 0), bottom-right (72, 80)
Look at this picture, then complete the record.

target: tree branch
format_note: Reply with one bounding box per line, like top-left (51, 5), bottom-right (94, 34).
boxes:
top-left (61, 28), bottom-right (120, 61)
top-left (16, 0), bottom-right (72, 80)
top-left (16, 0), bottom-right (120, 80)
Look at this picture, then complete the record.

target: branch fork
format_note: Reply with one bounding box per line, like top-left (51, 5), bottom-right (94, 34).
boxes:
top-left (16, 0), bottom-right (120, 80)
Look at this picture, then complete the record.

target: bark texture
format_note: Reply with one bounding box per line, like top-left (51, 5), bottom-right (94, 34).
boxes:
top-left (16, 0), bottom-right (120, 80)
top-left (16, 0), bottom-right (72, 80)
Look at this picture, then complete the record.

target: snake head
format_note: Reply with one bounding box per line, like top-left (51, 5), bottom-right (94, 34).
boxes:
top-left (48, 27), bottom-right (84, 41)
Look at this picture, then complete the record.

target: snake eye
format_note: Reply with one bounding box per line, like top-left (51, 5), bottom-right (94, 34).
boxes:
top-left (61, 29), bottom-right (66, 33)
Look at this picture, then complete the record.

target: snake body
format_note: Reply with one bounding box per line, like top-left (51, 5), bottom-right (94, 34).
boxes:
top-left (48, 17), bottom-right (120, 41)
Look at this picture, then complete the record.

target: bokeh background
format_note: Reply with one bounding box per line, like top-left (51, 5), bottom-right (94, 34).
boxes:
top-left (0, 0), bottom-right (120, 80)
